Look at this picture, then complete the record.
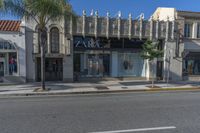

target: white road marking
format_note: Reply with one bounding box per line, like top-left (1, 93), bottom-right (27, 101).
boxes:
top-left (89, 126), bottom-right (176, 133)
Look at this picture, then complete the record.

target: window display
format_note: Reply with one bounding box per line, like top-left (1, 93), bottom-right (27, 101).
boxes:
top-left (118, 53), bottom-right (145, 77)
top-left (9, 53), bottom-right (17, 75)
top-left (183, 59), bottom-right (200, 75)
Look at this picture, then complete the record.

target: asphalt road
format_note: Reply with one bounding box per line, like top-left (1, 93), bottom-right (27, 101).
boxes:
top-left (0, 91), bottom-right (200, 133)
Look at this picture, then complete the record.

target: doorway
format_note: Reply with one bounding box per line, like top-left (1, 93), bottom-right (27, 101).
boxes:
top-left (37, 58), bottom-right (63, 81)
top-left (0, 61), bottom-right (4, 76)
top-left (156, 61), bottom-right (163, 80)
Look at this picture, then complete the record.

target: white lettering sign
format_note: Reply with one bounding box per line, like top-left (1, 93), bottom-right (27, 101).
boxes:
top-left (75, 38), bottom-right (102, 48)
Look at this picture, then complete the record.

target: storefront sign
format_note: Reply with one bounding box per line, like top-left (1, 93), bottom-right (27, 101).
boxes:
top-left (74, 37), bottom-right (103, 48)
top-left (0, 41), bottom-right (16, 50)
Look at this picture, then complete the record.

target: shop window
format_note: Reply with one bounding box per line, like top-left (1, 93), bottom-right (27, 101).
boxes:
top-left (118, 53), bottom-right (145, 77)
top-left (50, 27), bottom-right (59, 53)
top-left (9, 53), bottom-right (17, 75)
top-left (183, 59), bottom-right (200, 75)
top-left (184, 23), bottom-right (192, 38)
top-left (197, 23), bottom-right (200, 38)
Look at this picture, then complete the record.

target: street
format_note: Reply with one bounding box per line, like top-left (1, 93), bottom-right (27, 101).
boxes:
top-left (0, 91), bottom-right (200, 133)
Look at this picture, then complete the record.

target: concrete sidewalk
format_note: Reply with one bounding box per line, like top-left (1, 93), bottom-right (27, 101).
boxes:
top-left (0, 80), bottom-right (200, 96)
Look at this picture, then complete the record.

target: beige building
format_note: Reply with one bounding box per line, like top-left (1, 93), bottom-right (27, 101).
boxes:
top-left (153, 7), bottom-right (200, 81)
top-left (3, 7), bottom-right (200, 83)
top-left (23, 10), bottom-right (176, 82)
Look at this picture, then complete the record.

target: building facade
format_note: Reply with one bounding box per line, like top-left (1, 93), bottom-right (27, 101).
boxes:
top-left (23, 10), bottom-right (176, 82)
top-left (2, 7), bottom-right (199, 83)
top-left (0, 20), bottom-right (26, 83)
top-left (153, 7), bottom-right (200, 81)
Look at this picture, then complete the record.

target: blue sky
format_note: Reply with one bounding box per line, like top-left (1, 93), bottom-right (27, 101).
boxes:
top-left (70, 0), bottom-right (200, 19)
top-left (1, 0), bottom-right (200, 20)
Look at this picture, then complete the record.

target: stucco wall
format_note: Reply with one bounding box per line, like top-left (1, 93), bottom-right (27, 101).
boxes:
top-left (152, 7), bottom-right (176, 21)
top-left (163, 41), bottom-right (183, 81)
top-left (0, 28), bottom-right (26, 82)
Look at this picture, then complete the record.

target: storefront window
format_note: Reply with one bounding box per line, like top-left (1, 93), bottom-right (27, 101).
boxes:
top-left (184, 23), bottom-right (192, 38)
top-left (50, 27), bottom-right (59, 53)
top-left (183, 59), bottom-right (200, 75)
top-left (183, 52), bottom-right (200, 75)
top-left (0, 41), bottom-right (18, 76)
top-left (9, 53), bottom-right (17, 75)
top-left (118, 53), bottom-right (145, 77)
top-left (73, 36), bottom-right (145, 78)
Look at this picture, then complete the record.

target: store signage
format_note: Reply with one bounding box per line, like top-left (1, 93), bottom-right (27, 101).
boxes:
top-left (74, 37), bottom-right (102, 48)
top-left (0, 41), bottom-right (16, 50)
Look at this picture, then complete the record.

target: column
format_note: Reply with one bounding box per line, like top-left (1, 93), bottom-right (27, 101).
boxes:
top-left (117, 11), bottom-right (121, 40)
top-left (47, 31), bottom-right (50, 53)
top-left (193, 22), bottom-right (198, 39)
top-left (165, 17), bottom-right (169, 41)
top-left (63, 39), bottom-right (74, 82)
top-left (82, 10), bottom-right (86, 38)
top-left (156, 20), bottom-right (159, 39)
top-left (106, 12), bottom-right (110, 39)
top-left (70, 15), bottom-right (73, 35)
top-left (150, 16), bottom-right (153, 41)
top-left (139, 14), bottom-right (143, 40)
top-left (128, 13), bottom-right (132, 40)
top-left (111, 52), bottom-right (118, 77)
top-left (171, 20), bottom-right (175, 40)
top-left (94, 11), bottom-right (98, 39)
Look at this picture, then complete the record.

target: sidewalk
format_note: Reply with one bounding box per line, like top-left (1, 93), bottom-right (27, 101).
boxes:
top-left (0, 80), bottom-right (200, 96)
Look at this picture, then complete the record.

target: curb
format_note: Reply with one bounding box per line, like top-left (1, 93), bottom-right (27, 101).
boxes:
top-left (0, 87), bottom-right (200, 97)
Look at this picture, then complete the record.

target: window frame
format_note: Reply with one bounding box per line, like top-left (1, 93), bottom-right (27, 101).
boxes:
top-left (50, 27), bottom-right (60, 53)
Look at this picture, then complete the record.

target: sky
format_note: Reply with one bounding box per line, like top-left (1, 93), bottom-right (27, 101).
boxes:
top-left (70, 0), bottom-right (200, 19)
top-left (1, 0), bottom-right (200, 20)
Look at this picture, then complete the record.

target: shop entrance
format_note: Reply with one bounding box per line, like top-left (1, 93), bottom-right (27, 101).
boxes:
top-left (0, 61), bottom-right (4, 76)
top-left (74, 53), bottom-right (110, 77)
top-left (37, 58), bottom-right (63, 81)
top-left (88, 54), bottom-right (103, 77)
top-left (156, 61), bottom-right (163, 80)
top-left (87, 54), bottom-right (110, 77)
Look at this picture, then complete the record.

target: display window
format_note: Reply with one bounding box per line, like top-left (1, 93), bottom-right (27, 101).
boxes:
top-left (118, 53), bottom-right (145, 77)
top-left (8, 53), bottom-right (17, 75)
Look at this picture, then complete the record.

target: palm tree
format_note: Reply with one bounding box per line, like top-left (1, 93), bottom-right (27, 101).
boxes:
top-left (3, 0), bottom-right (74, 90)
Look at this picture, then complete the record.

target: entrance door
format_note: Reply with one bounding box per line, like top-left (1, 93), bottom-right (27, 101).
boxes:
top-left (88, 54), bottom-right (103, 77)
top-left (0, 62), bottom-right (4, 76)
top-left (37, 58), bottom-right (63, 81)
top-left (156, 61), bottom-right (163, 80)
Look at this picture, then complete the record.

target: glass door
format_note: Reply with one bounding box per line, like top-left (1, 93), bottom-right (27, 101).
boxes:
top-left (0, 62), bottom-right (4, 76)
top-left (87, 54), bottom-right (103, 77)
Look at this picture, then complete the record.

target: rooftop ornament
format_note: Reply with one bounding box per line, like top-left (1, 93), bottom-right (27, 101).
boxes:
top-left (118, 11), bottom-right (121, 18)
top-left (106, 12), bottom-right (110, 17)
top-left (83, 10), bottom-right (86, 16)
top-left (129, 13), bottom-right (132, 19)
top-left (95, 11), bottom-right (98, 16)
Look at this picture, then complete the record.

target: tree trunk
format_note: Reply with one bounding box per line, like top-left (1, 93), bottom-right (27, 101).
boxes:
top-left (151, 61), bottom-right (154, 88)
top-left (39, 28), bottom-right (47, 90)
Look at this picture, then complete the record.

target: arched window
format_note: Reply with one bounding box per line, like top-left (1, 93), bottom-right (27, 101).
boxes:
top-left (50, 27), bottom-right (59, 53)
